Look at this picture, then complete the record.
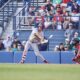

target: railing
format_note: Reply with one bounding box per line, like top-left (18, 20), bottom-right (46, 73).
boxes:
top-left (0, 0), bottom-right (18, 32)
top-left (13, 0), bottom-right (46, 31)
top-left (13, 0), bottom-right (80, 31)
top-left (13, 15), bottom-right (80, 31)
top-left (13, 0), bottom-right (33, 31)
top-left (13, 14), bottom-right (80, 51)
top-left (30, 0), bottom-right (45, 7)
top-left (13, 4), bottom-right (29, 30)
top-left (23, 0), bottom-right (45, 7)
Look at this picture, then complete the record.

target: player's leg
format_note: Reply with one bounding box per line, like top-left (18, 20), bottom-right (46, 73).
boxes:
top-left (31, 43), bottom-right (48, 63)
top-left (20, 41), bottom-right (30, 63)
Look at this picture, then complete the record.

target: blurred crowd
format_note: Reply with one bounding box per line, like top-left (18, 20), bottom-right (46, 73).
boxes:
top-left (0, 36), bottom-right (26, 52)
top-left (28, 0), bottom-right (80, 52)
top-left (0, 0), bottom-right (80, 53)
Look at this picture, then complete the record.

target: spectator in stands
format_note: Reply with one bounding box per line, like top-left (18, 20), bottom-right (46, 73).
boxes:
top-left (56, 22), bottom-right (63, 30)
top-left (44, 16), bottom-right (53, 29)
top-left (62, 6), bottom-right (67, 15)
top-left (56, 4), bottom-right (63, 14)
top-left (62, 0), bottom-right (71, 3)
top-left (44, 0), bottom-right (54, 16)
top-left (64, 23), bottom-right (74, 39)
top-left (54, 45), bottom-right (59, 51)
top-left (38, 6), bottom-right (46, 16)
top-left (28, 6), bottom-right (35, 16)
top-left (70, 10), bottom-right (80, 29)
top-left (0, 38), bottom-right (5, 50)
top-left (70, 32), bottom-right (80, 45)
top-left (63, 11), bottom-right (71, 30)
top-left (53, 0), bottom-right (62, 6)
top-left (58, 43), bottom-right (65, 51)
top-left (11, 37), bottom-right (21, 49)
top-left (70, 32), bottom-right (80, 50)
top-left (17, 43), bottom-right (23, 51)
top-left (12, 44), bottom-right (18, 52)
top-left (3, 36), bottom-right (12, 52)
top-left (67, 0), bottom-right (75, 12)
top-left (71, 1), bottom-right (80, 13)
top-left (64, 45), bottom-right (69, 51)
top-left (64, 38), bottom-right (71, 50)
top-left (52, 7), bottom-right (64, 30)
top-left (67, 0), bottom-right (75, 8)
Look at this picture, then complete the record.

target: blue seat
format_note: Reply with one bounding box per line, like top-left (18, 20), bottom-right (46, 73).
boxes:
top-left (15, 30), bottom-right (31, 41)
top-left (44, 30), bottom-right (65, 50)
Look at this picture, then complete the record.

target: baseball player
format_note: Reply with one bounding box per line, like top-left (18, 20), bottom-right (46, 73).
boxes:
top-left (20, 25), bottom-right (48, 63)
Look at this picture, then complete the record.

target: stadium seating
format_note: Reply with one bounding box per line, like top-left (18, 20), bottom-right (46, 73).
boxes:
top-left (0, 0), bottom-right (18, 34)
top-left (44, 30), bottom-right (65, 50)
top-left (14, 29), bottom-right (65, 50)
top-left (14, 30), bottom-right (31, 41)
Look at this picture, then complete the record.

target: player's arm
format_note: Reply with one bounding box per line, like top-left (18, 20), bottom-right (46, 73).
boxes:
top-left (34, 33), bottom-right (44, 42)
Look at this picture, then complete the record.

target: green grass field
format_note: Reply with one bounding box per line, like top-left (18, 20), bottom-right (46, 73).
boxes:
top-left (0, 64), bottom-right (80, 80)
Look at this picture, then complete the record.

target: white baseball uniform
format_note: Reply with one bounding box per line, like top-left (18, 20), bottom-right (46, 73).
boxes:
top-left (21, 27), bottom-right (46, 62)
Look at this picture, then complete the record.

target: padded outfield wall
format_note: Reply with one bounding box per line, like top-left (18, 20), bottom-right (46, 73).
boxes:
top-left (0, 51), bottom-right (75, 64)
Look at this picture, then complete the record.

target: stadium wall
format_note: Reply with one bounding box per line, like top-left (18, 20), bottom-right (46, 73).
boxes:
top-left (0, 51), bottom-right (75, 64)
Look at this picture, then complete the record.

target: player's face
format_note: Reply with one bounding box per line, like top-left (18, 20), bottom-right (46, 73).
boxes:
top-left (38, 27), bottom-right (42, 32)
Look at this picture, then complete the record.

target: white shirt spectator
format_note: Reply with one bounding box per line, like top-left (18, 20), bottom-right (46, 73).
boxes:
top-left (64, 23), bottom-right (74, 39)
top-left (3, 36), bottom-right (12, 51)
top-left (70, 12), bottom-right (80, 22)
